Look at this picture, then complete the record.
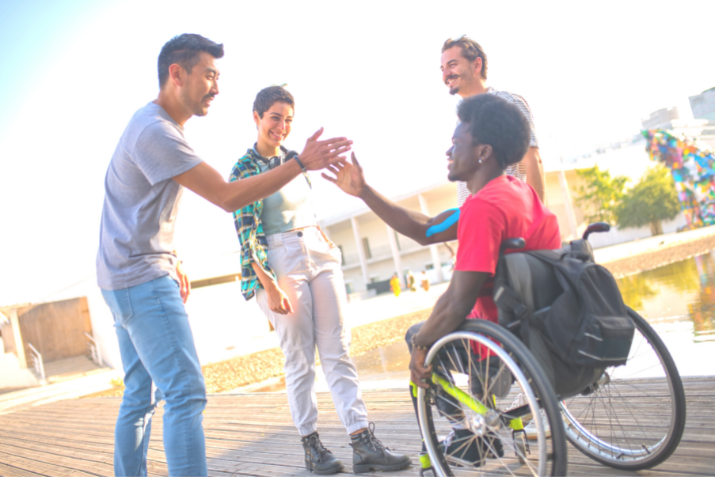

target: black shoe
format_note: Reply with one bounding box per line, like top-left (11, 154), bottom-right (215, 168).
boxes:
top-left (350, 423), bottom-right (411, 473)
top-left (439, 429), bottom-right (504, 467)
top-left (301, 432), bottom-right (344, 475)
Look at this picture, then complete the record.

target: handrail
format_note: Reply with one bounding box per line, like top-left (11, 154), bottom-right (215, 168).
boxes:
top-left (27, 342), bottom-right (46, 381)
top-left (85, 332), bottom-right (103, 367)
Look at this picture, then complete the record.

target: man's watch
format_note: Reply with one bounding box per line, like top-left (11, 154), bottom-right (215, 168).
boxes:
top-left (411, 334), bottom-right (430, 351)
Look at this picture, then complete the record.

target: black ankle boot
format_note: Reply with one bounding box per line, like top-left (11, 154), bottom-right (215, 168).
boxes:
top-left (301, 432), bottom-right (343, 475)
top-left (350, 423), bottom-right (411, 473)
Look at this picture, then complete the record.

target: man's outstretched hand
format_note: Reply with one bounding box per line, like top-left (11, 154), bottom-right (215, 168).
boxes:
top-left (299, 128), bottom-right (353, 171)
top-left (321, 152), bottom-right (367, 198)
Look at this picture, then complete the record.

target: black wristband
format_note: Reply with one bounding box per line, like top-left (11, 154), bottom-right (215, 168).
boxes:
top-left (294, 155), bottom-right (307, 172)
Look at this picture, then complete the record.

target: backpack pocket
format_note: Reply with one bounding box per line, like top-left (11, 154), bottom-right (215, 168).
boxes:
top-left (572, 314), bottom-right (635, 367)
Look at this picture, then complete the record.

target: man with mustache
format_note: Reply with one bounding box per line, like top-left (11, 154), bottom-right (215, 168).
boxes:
top-left (441, 35), bottom-right (545, 206)
top-left (97, 34), bottom-right (351, 477)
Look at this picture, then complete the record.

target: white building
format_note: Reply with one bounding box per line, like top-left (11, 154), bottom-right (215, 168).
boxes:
top-left (641, 106), bottom-right (680, 130)
top-left (320, 181), bottom-right (458, 296)
top-left (689, 87), bottom-right (715, 122)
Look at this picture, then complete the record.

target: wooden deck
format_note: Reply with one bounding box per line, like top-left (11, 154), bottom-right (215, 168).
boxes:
top-left (0, 377), bottom-right (712, 476)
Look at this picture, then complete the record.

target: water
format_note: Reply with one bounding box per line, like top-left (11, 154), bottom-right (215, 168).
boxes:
top-left (252, 252), bottom-right (715, 393)
top-left (346, 252), bottom-right (715, 389)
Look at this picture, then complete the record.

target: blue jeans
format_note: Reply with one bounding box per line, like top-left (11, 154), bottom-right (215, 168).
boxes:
top-left (102, 275), bottom-right (207, 477)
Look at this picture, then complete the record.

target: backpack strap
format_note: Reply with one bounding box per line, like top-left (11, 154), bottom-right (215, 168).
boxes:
top-left (493, 281), bottom-right (531, 347)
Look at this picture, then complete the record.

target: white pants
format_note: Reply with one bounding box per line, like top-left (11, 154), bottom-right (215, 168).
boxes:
top-left (256, 227), bottom-right (369, 436)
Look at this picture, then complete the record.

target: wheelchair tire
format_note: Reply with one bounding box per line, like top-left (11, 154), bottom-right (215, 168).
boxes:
top-left (560, 307), bottom-right (686, 470)
top-left (416, 319), bottom-right (567, 477)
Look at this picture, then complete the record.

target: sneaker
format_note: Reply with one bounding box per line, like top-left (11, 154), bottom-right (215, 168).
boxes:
top-left (524, 410), bottom-right (551, 440)
top-left (506, 393), bottom-right (533, 421)
top-left (301, 432), bottom-right (344, 475)
top-left (350, 423), bottom-right (411, 473)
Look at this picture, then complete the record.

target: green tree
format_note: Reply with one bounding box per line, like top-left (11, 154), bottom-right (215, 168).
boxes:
top-left (615, 165), bottom-right (681, 236)
top-left (575, 166), bottom-right (628, 224)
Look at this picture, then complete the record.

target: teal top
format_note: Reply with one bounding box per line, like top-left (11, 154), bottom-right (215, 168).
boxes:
top-left (256, 149), bottom-right (317, 236)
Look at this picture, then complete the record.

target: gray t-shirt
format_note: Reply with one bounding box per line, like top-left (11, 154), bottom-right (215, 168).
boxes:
top-left (97, 102), bottom-right (202, 290)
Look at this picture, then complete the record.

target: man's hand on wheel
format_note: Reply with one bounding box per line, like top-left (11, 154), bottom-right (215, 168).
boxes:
top-left (299, 128), bottom-right (353, 171)
top-left (409, 347), bottom-right (433, 389)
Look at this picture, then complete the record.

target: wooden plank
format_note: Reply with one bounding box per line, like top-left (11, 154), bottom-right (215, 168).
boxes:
top-left (0, 378), bottom-right (712, 476)
top-left (0, 450), bottom-right (101, 477)
top-left (0, 462), bottom-right (47, 477)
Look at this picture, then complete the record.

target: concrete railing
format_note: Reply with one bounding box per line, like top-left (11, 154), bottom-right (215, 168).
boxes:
top-left (85, 333), bottom-right (103, 367)
top-left (27, 342), bottom-right (46, 382)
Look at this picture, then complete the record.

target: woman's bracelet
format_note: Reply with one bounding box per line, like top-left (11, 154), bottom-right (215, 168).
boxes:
top-left (411, 334), bottom-right (430, 351)
top-left (294, 155), bottom-right (307, 173)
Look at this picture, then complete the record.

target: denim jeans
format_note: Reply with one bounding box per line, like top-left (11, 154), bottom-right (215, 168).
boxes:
top-left (102, 275), bottom-right (207, 477)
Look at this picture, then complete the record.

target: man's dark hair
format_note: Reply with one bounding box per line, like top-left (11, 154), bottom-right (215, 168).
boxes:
top-left (158, 34), bottom-right (224, 88)
top-left (442, 36), bottom-right (488, 80)
top-left (253, 86), bottom-right (295, 118)
top-left (457, 94), bottom-right (530, 169)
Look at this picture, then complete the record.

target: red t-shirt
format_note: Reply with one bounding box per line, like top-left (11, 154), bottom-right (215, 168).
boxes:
top-left (455, 175), bottom-right (561, 324)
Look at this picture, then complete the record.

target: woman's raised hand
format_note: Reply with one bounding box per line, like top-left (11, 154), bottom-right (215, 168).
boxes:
top-left (299, 128), bottom-right (353, 171)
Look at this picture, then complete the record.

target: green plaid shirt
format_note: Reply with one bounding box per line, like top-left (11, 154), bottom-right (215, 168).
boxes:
top-left (229, 146), bottom-right (311, 301)
top-left (229, 148), bottom-right (276, 301)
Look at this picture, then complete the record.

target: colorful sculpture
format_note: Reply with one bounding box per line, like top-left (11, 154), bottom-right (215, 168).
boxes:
top-left (642, 129), bottom-right (715, 228)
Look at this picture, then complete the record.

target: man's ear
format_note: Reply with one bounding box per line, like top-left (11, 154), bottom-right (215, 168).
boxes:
top-left (253, 110), bottom-right (261, 126)
top-left (473, 57), bottom-right (483, 77)
top-left (476, 143), bottom-right (493, 163)
top-left (168, 63), bottom-right (185, 87)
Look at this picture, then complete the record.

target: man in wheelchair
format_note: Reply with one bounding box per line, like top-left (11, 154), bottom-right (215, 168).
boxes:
top-left (404, 93), bottom-right (561, 464)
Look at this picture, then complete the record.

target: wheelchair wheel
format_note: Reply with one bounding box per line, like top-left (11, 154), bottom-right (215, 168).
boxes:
top-left (416, 319), bottom-right (567, 476)
top-left (560, 307), bottom-right (686, 470)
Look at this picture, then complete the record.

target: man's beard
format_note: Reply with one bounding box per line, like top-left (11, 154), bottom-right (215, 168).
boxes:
top-left (447, 77), bottom-right (460, 95)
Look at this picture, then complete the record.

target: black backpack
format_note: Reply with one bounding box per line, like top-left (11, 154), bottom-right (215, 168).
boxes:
top-left (493, 239), bottom-right (635, 369)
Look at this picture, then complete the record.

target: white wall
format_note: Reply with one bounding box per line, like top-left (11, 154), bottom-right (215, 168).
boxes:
top-left (588, 213), bottom-right (688, 249)
top-left (183, 280), bottom-right (271, 365)
top-left (48, 275), bottom-right (272, 371)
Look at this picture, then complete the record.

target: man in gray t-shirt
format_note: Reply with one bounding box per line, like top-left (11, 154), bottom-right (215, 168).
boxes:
top-left (98, 34), bottom-right (352, 477)
top-left (97, 101), bottom-right (202, 291)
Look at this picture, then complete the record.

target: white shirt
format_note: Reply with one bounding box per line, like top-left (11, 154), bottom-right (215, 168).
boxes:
top-left (457, 87), bottom-right (538, 207)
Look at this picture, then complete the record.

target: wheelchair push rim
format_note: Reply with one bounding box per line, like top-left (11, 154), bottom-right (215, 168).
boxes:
top-left (416, 320), bottom-right (567, 477)
top-left (559, 308), bottom-right (687, 470)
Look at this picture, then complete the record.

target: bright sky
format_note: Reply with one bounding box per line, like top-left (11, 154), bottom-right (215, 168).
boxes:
top-left (1, 0), bottom-right (714, 306)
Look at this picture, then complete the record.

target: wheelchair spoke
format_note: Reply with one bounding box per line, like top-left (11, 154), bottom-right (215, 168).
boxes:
top-left (418, 325), bottom-right (563, 476)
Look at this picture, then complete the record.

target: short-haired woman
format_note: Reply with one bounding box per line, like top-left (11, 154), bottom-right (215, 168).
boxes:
top-left (229, 86), bottom-right (409, 475)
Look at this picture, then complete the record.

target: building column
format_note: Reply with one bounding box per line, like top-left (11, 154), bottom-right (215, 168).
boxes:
top-left (386, 224), bottom-right (404, 285)
top-left (558, 169), bottom-right (579, 240)
top-left (9, 309), bottom-right (27, 369)
top-left (351, 216), bottom-right (369, 289)
top-left (418, 193), bottom-right (444, 282)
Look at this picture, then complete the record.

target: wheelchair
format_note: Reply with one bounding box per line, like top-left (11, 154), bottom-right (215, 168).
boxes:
top-left (415, 223), bottom-right (687, 476)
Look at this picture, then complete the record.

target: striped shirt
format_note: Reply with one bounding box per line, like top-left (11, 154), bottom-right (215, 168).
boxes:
top-left (457, 87), bottom-right (539, 207)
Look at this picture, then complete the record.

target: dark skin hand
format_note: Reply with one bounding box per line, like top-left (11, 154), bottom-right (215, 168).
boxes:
top-left (323, 154), bottom-right (458, 245)
top-left (409, 270), bottom-right (489, 388)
